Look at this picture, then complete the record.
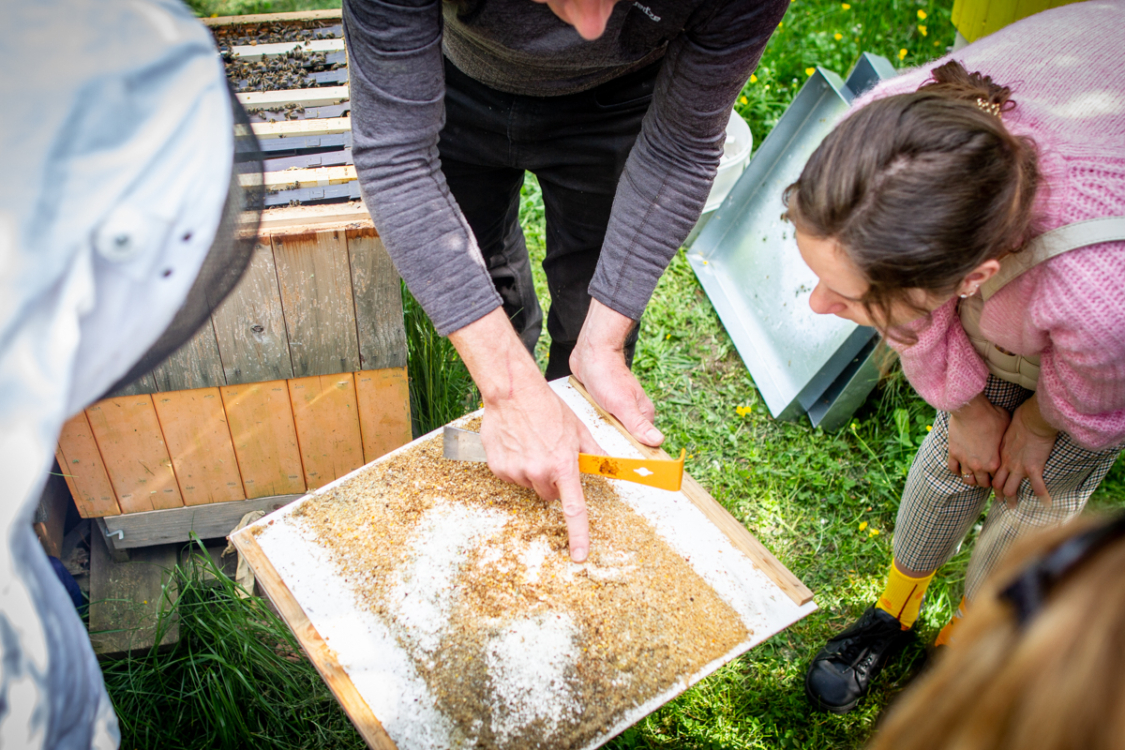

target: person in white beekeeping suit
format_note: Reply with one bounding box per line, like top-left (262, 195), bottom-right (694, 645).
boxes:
top-left (0, 1), bottom-right (261, 746)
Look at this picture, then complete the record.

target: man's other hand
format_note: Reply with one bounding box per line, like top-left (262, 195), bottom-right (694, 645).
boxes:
top-left (571, 298), bottom-right (664, 447)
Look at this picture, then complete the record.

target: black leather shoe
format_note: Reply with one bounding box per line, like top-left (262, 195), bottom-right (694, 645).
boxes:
top-left (805, 606), bottom-right (914, 714)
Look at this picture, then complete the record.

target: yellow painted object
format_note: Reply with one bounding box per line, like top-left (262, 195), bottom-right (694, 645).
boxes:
top-left (578, 448), bottom-right (686, 492)
top-left (952, 0), bottom-right (1083, 43)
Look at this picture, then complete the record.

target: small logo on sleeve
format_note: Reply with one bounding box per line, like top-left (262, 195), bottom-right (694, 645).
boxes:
top-left (632, 2), bottom-right (661, 22)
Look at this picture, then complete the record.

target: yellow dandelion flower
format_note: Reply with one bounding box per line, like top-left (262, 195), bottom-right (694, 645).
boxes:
top-left (834, 32), bottom-right (843, 40)
top-left (805, 67), bottom-right (816, 76)
top-left (736, 405), bottom-right (752, 417)
top-left (934, 40), bottom-right (941, 46)
top-left (917, 9), bottom-right (927, 19)
top-left (778, 21), bottom-right (784, 28)
top-left (859, 521), bottom-right (869, 532)
top-left (665, 333), bottom-right (671, 339)
top-left (869, 528), bottom-right (881, 537)
top-left (750, 74), bottom-right (758, 83)
top-left (918, 24), bottom-right (927, 36)
top-left (740, 95), bottom-right (749, 104)
top-left (926, 425), bottom-right (933, 432)
top-left (898, 48), bottom-right (908, 60)
top-left (841, 3), bottom-right (851, 9)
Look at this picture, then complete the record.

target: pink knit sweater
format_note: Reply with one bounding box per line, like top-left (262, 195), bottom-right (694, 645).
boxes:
top-left (853, 1), bottom-right (1125, 450)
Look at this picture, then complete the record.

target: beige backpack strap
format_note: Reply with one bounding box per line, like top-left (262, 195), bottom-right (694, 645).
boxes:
top-left (981, 216), bottom-right (1125, 301)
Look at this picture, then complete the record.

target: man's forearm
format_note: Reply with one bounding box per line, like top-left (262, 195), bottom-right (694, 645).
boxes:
top-left (575, 298), bottom-right (636, 357)
top-left (449, 307), bottom-right (543, 403)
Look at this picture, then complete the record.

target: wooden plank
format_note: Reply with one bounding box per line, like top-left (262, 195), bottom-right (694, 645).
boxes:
top-left (247, 116), bottom-right (351, 140)
top-left (288, 373), bottom-right (365, 490)
top-left (231, 530), bottom-right (398, 750)
top-left (355, 368), bottom-right (412, 464)
top-left (85, 396), bottom-right (183, 514)
top-left (568, 376), bottom-right (815, 607)
top-left (56, 412), bottom-right (121, 518)
top-left (152, 389), bottom-right (245, 507)
top-left (88, 531), bottom-right (179, 655)
top-left (237, 86), bottom-right (350, 110)
top-left (347, 229), bottom-right (407, 370)
top-left (230, 38), bottom-right (345, 62)
top-left (151, 318), bottom-right (227, 391)
top-left (254, 202), bottom-right (372, 236)
top-left (221, 380), bottom-right (307, 498)
top-left (254, 165), bottom-right (356, 191)
top-left (212, 240), bottom-right (294, 384)
top-left (103, 494), bottom-right (303, 549)
top-left (273, 229), bottom-right (362, 377)
top-left (108, 372), bottom-right (157, 397)
top-left (202, 9), bottom-right (342, 26)
top-left (33, 468), bottom-right (72, 558)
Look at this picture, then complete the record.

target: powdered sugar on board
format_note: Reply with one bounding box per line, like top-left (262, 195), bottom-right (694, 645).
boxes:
top-left (486, 612), bottom-right (581, 744)
top-left (388, 501), bottom-right (508, 658)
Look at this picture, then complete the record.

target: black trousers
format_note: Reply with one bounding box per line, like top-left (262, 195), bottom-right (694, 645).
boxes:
top-left (438, 58), bottom-right (660, 379)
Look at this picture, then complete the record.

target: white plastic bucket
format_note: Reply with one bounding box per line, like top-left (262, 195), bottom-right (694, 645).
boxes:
top-left (704, 109), bottom-right (753, 213)
top-left (685, 109), bottom-right (753, 246)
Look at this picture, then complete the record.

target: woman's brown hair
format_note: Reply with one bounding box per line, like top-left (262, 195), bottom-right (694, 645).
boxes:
top-left (784, 60), bottom-right (1041, 337)
top-left (867, 514), bottom-right (1125, 750)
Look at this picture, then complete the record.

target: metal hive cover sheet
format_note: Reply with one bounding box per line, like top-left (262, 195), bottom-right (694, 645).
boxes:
top-left (688, 69), bottom-right (860, 420)
top-left (237, 379), bottom-right (815, 750)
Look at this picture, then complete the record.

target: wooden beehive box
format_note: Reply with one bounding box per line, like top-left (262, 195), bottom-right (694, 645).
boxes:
top-left (55, 10), bottom-right (411, 554)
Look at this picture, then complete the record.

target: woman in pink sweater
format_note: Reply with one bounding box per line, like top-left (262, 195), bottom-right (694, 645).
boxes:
top-left (790, 2), bottom-right (1125, 714)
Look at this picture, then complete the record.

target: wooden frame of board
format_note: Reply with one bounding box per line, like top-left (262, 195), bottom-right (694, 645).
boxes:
top-left (231, 379), bottom-right (813, 750)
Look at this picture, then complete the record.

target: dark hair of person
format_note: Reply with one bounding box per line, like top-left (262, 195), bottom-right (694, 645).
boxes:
top-left (783, 60), bottom-right (1041, 340)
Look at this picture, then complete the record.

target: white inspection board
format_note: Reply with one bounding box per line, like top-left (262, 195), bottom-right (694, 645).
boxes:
top-left (232, 378), bottom-right (816, 750)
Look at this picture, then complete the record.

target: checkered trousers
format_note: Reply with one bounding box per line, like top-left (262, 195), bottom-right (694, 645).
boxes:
top-left (893, 376), bottom-right (1122, 600)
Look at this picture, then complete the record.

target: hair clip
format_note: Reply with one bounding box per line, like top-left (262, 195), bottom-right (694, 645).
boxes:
top-left (976, 97), bottom-right (1002, 117)
top-left (999, 511), bottom-right (1125, 628)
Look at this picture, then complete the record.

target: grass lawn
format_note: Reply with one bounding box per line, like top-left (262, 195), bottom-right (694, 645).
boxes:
top-left (104, 0), bottom-right (1125, 748)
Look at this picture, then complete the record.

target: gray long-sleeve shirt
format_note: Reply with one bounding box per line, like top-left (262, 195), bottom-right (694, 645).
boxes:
top-left (343, 0), bottom-right (787, 335)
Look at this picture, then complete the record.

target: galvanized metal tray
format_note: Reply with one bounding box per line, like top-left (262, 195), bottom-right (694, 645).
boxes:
top-left (688, 54), bottom-right (895, 429)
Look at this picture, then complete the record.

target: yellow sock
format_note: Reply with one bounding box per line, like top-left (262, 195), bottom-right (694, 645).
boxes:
top-left (934, 597), bottom-right (968, 647)
top-left (875, 561), bottom-right (935, 630)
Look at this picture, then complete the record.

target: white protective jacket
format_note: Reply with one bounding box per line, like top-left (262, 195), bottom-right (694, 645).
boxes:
top-left (0, 1), bottom-right (234, 746)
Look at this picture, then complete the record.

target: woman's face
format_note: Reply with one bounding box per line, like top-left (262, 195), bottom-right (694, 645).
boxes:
top-left (795, 229), bottom-right (942, 328)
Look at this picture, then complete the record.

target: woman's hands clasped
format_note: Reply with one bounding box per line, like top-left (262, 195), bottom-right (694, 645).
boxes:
top-left (992, 394), bottom-right (1058, 507)
top-left (948, 392), bottom-right (1058, 506)
top-left (947, 393), bottom-right (1010, 488)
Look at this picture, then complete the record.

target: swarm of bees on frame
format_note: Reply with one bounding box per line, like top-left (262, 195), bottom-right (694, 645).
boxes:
top-left (213, 21), bottom-right (339, 48)
top-left (215, 21), bottom-right (344, 100)
top-left (223, 48), bottom-right (342, 95)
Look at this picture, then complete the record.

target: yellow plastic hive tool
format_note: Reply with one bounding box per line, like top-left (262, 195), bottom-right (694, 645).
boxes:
top-left (442, 427), bottom-right (685, 492)
top-left (576, 450), bottom-right (685, 491)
